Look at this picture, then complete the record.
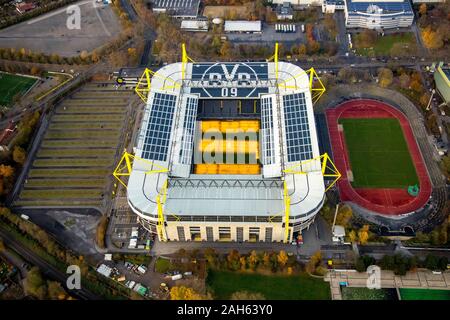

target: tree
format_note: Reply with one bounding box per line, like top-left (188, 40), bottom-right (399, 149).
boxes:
top-left (358, 225), bottom-right (370, 245)
top-left (24, 267), bottom-right (47, 299)
top-left (348, 230), bottom-right (357, 243)
top-left (399, 73), bottom-right (411, 89)
top-left (297, 44), bottom-right (307, 56)
top-left (170, 286), bottom-right (203, 300)
top-left (419, 3), bottom-right (427, 16)
top-left (230, 291), bottom-right (266, 300)
top-left (47, 281), bottom-right (67, 300)
top-left (0, 239), bottom-right (5, 252)
top-left (422, 27), bottom-right (444, 49)
top-left (226, 249), bottom-right (241, 271)
top-left (220, 41), bottom-right (233, 59)
top-left (306, 251), bottom-right (322, 274)
top-left (378, 68), bottom-right (394, 88)
top-left (204, 248), bottom-right (218, 267)
top-left (12, 146), bottom-right (26, 165)
top-left (0, 164), bottom-right (14, 178)
top-left (277, 250), bottom-right (289, 270)
top-left (262, 252), bottom-right (271, 269)
top-left (247, 250), bottom-right (259, 270)
top-left (336, 205), bottom-right (353, 227)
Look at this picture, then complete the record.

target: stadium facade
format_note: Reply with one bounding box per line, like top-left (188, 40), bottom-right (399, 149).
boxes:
top-left (116, 46), bottom-right (339, 243)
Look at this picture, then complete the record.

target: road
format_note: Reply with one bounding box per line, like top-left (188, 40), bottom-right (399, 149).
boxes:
top-left (0, 226), bottom-right (101, 300)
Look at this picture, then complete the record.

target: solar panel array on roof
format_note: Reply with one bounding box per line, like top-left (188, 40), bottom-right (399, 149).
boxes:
top-left (260, 96), bottom-right (275, 165)
top-left (141, 92), bottom-right (177, 161)
top-left (283, 93), bottom-right (313, 162)
top-left (179, 96), bottom-right (198, 165)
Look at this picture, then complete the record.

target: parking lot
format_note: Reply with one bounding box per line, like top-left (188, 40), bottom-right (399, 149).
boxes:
top-left (0, 1), bottom-right (120, 56)
top-left (109, 197), bottom-right (153, 250)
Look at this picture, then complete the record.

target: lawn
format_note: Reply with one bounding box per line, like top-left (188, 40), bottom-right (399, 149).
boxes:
top-left (354, 32), bottom-right (416, 56)
top-left (155, 257), bottom-right (173, 273)
top-left (0, 72), bottom-right (37, 106)
top-left (339, 118), bottom-right (419, 188)
top-left (341, 287), bottom-right (398, 300)
top-left (206, 270), bottom-right (331, 300)
top-left (399, 288), bottom-right (450, 300)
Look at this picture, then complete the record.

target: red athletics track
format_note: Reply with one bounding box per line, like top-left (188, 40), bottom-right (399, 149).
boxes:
top-left (326, 99), bottom-right (432, 216)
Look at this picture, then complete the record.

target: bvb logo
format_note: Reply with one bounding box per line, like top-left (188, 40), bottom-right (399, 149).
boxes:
top-left (366, 265), bottom-right (381, 289)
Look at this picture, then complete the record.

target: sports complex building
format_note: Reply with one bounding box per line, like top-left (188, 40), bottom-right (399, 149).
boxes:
top-left (114, 45), bottom-right (341, 243)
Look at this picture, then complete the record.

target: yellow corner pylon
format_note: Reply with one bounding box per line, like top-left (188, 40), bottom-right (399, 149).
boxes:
top-left (135, 68), bottom-right (154, 103)
top-left (277, 67), bottom-right (326, 105)
top-left (112, 151), bottom-right (169, 188)
top-left (283, 153), bottom-right (341, 192)
top-left (283, 181), bottom-right (291, 243)
top-left (307, 67), bottom-right (326, 105)
top-left (181, 43), bottom-right (195, 80)
top-left (267, 42), bottom-right (279, 80)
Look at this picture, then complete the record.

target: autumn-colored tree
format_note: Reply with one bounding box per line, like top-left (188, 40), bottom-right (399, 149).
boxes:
top-left (419, 3), bottom-right (427, 16)
top-left (348, 230), bottom-right (357, 243)
top-left (336, 204), bottom-right (353, 227)
top-left (298, 44), bottom-right (307, 56)
top-left (24, 267), bottom-right (47, 299)
top-left (170, 286), bottom-right (203, 300)
top-left (358, 225), bottom-right (370, 245)
top-left (378, 68), bottom-right (394, 88)
top-left (422, 27), bottom-right (444, 49)
top-left (47, 281), bottom-right (67, 300)
top-left (262, 252), bottom-right (271, 269)
top-left (0, 239), bottom-right (5, 252)
top-left (399, 73), bottom-right (411, 89)
top-left (247, 250), bottom-right (259, 270)
top-left (220, 41), bottom-right (233, 59)
top-left (30, 66), bottom-right (41, 76)
top-left (13, 145), bottom-right (26, 165)
top-left (277, 250), bottom-right (289, 270)
top-left (239, 256), bottom-right (247, 270)
top-left (306, 251), bottom-right (322, 274)
top-left (227, 249), bottom-right (241, 271)
top-left (0, 165), bottom-right (14, 178)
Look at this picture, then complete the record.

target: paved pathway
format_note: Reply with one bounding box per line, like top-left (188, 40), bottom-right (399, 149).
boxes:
top-left (325, 269), bottom-right (450, 300)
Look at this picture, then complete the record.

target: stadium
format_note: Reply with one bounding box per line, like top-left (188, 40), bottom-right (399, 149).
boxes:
top-left (114, 44), bottom-right (340, 243)
top-left (326, 99), bottom-right (432, 216)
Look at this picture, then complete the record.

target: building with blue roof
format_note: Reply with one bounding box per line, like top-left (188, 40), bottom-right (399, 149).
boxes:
top-left (344, 0), bottom-right (414, 29)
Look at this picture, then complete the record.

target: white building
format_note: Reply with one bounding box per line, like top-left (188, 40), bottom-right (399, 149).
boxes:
top-left (224, 20), bottom-right (262, 33)
top-left (181, 19), bottom-right (209, 32)
top-left (344, 0), bottom-right (414, 29)
top-left (322, 0), bottom-right (345, 13)
top-left (126, 60), bottom-right (330, 243)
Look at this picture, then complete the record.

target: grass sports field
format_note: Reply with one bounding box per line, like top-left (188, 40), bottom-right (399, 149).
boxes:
top-left (399, 288), bottom-right (450, 300)
top-left (339, 118), bottom-right (419, 188)
top-left (206, 270), bottom-right (331, 300)
top-left (0, 72), bottom-right (37, 106)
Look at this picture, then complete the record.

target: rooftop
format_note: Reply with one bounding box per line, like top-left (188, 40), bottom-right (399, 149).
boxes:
top-left (224, 20), bottom-right (262, 33)
top-left (150, 0), bottom-right (200, 18)
top-left (346, 0), bottom-right (413, 14)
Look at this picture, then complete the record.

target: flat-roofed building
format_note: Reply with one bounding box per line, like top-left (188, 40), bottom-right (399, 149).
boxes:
top-left (224, 20), bottom-right (262, 33)
top-left (434, 66), bottom-right (450, 104)
top-left (344, 0), bottom-right (414, 29)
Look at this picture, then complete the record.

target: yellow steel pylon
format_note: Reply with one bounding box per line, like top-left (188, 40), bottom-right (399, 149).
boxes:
top-left (283, 153), bottom-right (341, 192)
top-left (181, 43), bottom-right (195, 80)
top-left (283, 181), bottom-right (291, 243)
top-left (135, 68), bottom-right (154, 103)
top-left (306, 67), bottom-right (326, 105)
top-left (112, 151), bottom-right (169, 188)
top-left (267, 42), bottom-right (279, 80)
top-left (112, 151), bottom-right (170, 241)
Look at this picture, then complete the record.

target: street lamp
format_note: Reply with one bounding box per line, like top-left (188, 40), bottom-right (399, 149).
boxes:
top-left (426, 89), bottom-right (435, 111)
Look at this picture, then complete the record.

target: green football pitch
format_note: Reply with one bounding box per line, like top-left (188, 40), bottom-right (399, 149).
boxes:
top-left (339, 118), bottom-right (419, 188)
top-left (399, 288), bottom-right (450, 300)
top-left (0, 72), bottom-right (37, 106)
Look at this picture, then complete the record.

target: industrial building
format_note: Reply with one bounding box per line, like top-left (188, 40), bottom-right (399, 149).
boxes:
top-left (344, 0), bottom-right (414, 29)
top-left (322, 0), bottom-right (345, 13)
top-left (434, 66), bottom-right (450, 104)
top-left (115, 45), bottom-right (339, 243)
top-left (180, 19), bottom-right (208, 32)
top-left (224, 20), bottom-right (262, 33)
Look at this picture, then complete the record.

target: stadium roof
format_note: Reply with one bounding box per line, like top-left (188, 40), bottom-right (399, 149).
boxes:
top-left (128, 61), bottom-right (324, 220)
top-left (224, 21), bottom-right (262, 33)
